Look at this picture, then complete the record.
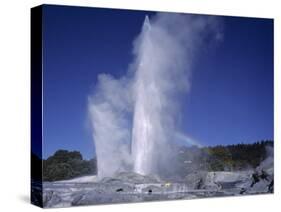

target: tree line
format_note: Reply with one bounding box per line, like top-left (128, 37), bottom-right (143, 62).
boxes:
top-left (37, 140), bottom-right (273, 181)
top-left (177, 140), bottom-right (273, 177)
top-left (42, 150), bottom-right (97, 181)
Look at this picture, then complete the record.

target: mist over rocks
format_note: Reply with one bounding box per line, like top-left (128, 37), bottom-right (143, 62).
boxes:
top-left (101, 172), bottom-right (161, 184)
top-left (183, 147), bottom-right (274, 193)
top-left (41, 160), bottom-right (273, 207)
top-left (40, 143), bottom-right (273, 207)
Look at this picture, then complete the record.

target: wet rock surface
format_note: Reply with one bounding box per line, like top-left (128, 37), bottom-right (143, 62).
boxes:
top-left (41, 167), bottom-right (273, 208)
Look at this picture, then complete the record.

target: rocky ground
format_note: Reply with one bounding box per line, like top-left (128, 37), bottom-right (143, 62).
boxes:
top-left (37, 160), bottom-right (273, 208)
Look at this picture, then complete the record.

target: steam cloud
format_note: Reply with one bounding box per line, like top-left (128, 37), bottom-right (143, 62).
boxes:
top-left (88, 13), bottom-right (222, 179)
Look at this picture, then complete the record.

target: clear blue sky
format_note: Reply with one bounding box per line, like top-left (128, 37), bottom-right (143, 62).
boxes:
top-left (42, 5), bottom-right (273, 159)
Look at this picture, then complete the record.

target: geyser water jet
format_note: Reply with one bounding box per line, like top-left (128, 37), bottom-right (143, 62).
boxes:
top-left (89, 13), bottom-right (221, 179)
top-left (131, 15), bottom-right (155, 175)
top-left (131, 15), bottom-right (177, 176)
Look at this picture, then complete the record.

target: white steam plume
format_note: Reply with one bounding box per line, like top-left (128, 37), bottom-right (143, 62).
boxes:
top-left (88, 12), bottom-right (222, 179)
top-left (88, 75), bottom-right (133, 178)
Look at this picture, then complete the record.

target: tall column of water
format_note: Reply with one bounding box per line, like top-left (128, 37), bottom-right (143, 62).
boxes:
top-left (132, 16), bottom-right (163, 176)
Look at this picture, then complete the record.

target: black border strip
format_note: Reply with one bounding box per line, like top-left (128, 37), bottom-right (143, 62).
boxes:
top-left (31, 5), bottom-right (43, 208)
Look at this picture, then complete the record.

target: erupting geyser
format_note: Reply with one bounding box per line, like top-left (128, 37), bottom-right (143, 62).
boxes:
top-left (132, 15), bottom-right (179, 176)
top-left (89, 13), bottom-right (221, 179)
top-left (131, 16), bottom-right (155, 175)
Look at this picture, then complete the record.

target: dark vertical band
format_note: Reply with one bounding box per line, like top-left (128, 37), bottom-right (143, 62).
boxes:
top-left (31, 5), bottom-right (43, 208)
